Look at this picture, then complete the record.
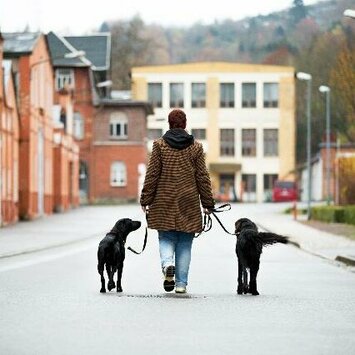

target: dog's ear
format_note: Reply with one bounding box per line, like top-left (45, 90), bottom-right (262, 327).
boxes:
top-left (113, 218), bottom-right (128, 234)
top-left (235, 219), bottom-right (242, 233)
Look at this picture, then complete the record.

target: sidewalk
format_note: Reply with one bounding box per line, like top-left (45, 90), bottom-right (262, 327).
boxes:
top-left (0, 205), bottom-right (143, 259)
top-left (248, 206), bottom-right (355, 268)
top-left (0, 203), bottom-right (354, 268)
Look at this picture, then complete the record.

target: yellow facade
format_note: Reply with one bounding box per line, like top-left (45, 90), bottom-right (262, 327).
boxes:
top-left (132, 62), bottom-right (296, 202)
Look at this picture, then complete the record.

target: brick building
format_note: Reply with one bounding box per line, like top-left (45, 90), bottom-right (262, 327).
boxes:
top-left (299, 142), bottom-right (355, 204)
top-left (2, 32), bottom-right (80, 223)
top-left (92, 99), bottom-right (152, 203)
top-left (52, 91), bottom-right (80, 212)
top-left (47, 32), bottom-right (153, 203)
top-left (0, 33), bottom-right (20, 225)
top-left (47, 32), bottom-right (106, 203)
top-left (3, 33), bottom-right (55, 219)
top-left (0, 59), bottom-right (20, 225)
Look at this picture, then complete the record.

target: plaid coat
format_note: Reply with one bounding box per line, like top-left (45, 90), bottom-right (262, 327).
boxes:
top-left (140, 138), bottom-right (214, 233)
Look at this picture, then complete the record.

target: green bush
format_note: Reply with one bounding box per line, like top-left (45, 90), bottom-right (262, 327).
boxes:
top-left (311, 206), bottom-right (345, 223)
top-left (343, 206), bottom-right (355, 225)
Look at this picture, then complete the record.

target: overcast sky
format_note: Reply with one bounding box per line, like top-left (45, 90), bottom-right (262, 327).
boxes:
top-left (1, 0), bottom-right (321, 34)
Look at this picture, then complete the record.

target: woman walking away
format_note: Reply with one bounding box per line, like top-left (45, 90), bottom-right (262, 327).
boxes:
top-left (140, 109), bottom-right (215, 294)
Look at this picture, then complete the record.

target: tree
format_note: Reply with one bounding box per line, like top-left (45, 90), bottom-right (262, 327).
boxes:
top-left (289, 0), bottom-right (307, 26)
top-left (99, 22), bottom-right (110, 33)
top-left (294, 29), bottom-right (347, 163)
top-left (110, 16), bottom-right (155, 89)
top-left (330, 42), bottom-right (355, 142)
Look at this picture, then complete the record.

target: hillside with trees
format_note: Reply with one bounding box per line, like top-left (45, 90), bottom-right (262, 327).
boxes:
top-left (100, 0), bottom-right (355, 163)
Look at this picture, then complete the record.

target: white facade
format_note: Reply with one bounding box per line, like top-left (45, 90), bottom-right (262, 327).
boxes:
top-left (300, 157), bottom-right (324, 202)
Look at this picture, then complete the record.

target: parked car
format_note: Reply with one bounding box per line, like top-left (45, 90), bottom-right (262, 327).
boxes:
top-left (272, 180), bottom-right (298, 202)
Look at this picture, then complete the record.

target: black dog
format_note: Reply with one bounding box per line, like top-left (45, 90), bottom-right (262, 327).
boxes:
top-left (97, 218), bottom-right (141, 293)
top-left (235, 218), bottom-right (288, 296)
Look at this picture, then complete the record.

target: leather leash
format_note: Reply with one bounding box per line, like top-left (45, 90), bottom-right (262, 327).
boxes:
top-left (195, 203), bottom-right (236, 237)
top-left (127, 213), bottom-right (148, 255)
top-left (128, 203), bottom-right (235, 250)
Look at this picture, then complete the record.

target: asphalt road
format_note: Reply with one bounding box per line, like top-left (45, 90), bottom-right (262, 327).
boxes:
top-left (1, 204), bottom-right (355, 355)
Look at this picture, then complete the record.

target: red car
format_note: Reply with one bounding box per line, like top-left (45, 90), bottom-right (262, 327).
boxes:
top-left (272, 180), bottom-right (298, 202)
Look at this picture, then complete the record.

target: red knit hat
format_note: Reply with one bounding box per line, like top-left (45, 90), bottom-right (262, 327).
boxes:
top-left (168, 109), bottom-right (186, 129)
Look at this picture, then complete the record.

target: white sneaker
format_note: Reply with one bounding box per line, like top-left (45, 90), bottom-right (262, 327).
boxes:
top-left (175, 286), bottom-right (186, 294)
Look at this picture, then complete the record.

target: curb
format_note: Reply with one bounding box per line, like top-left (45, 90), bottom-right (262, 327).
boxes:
top-left (335, 255), bottom-right (355, 267)
top-left (256, 221), bottom-right (355, 268)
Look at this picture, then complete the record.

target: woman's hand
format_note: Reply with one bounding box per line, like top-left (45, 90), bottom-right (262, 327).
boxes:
top-left (203, 208), bottom-right (211, 215)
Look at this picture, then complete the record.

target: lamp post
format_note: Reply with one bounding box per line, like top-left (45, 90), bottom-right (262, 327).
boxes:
top-left (296, 72), bottom-right (312, 220)
top-left (319, 85), bottom-right (331, 205)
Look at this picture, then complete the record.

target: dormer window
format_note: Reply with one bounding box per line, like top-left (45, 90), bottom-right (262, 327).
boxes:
top-left (55, 68), bottom-right (75, 91)
top-left (110, 112), bottom-right (128, 139)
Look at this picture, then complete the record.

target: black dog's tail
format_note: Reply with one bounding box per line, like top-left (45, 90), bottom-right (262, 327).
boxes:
top-left (258, 232), bottom-right (288, 246)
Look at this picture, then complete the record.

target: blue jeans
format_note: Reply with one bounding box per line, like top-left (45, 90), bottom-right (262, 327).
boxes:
top-left (158, 230), bottom-right (194, 288)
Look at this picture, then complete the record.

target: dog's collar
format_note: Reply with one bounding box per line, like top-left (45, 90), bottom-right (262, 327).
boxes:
top-left (106, 232), bottom-right (126, 245)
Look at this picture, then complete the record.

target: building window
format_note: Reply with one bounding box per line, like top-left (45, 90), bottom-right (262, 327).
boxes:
top-left (169, 83), bottom-right (184, 108)
top-left (148, 83), bottom-right (162, 108)
top-left (263, 83), bottom-right (279, 108)
top-left (191, 128), bottom-right (206, 140)
top-left (242, 83), bottom-right (256, 108)
top-left (73, 112), bottom-right (84, 140)
top-left (242, 174), bottom-right (257, 201)
top-left (191, 83), bottom-right (206, 108)
top-left (264, 174), bottom-right (278, 201)
top-left (110, 161), bottom-right (127, 187)
top-left (55, 68), bottom-right (74, 91)
top-left (220, 83), bottom-right (235, 108)
top-left (219, 174), bottom-right (237, 201)
top-left (147, 128), bottom-right (163, 140)
top-left (220, 129), bottom-right (235, 156)
top-left (242, 129), bottom-right (256, 157)
top-left (110, 112), bottom-right (128, 139)
top-left (264, 129), bottom-right (278, 156)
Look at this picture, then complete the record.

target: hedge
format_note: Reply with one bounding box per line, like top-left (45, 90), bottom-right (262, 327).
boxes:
top-left (343, 206), bottom-right (355, 225)
top-left (311, 206), bottom-right (344, 223)
top-left (311, 205), bottom-right (355, 225)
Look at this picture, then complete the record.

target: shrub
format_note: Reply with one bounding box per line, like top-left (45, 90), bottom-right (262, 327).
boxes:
top-left (343, 206), bottom-right (355, 225)
top-left (311, 206), bottom-right (345, 223)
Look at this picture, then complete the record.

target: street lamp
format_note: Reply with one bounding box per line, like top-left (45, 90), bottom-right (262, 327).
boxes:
top-left (296, 71), bottom-right (312, 220)
top-left (319, 85), bottom-right (331, 205)
top-left (344, 9), bottom-right (355, 19)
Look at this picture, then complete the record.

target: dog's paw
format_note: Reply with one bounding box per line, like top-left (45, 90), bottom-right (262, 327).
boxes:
top-left (251, 290), bottom-right (259, 296)
top-left (100, 288), bottom-right (106, 293)
top-left (116, 287), bottom-right (123, 293)
top-left (108, 282), bottom-right (115, 291)
top-left (237, 286), bottom-right (243, 294)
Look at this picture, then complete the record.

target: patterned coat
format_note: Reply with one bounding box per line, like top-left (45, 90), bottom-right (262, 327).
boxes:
top-left (140, 137), bottom-right (214, 233)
